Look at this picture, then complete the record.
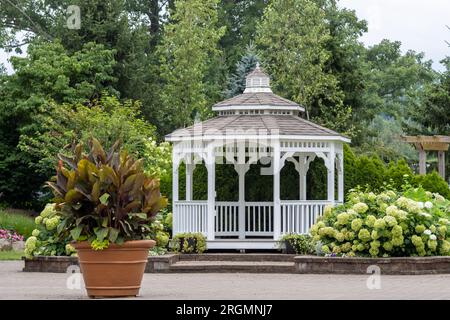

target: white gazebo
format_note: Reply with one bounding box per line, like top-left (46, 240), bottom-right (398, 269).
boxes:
top-left (165, 64), bottom-right (350, 249)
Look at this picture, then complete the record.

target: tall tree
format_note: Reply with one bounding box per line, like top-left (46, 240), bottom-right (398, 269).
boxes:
top-left (0, 40), bottom-right (117, 206)
top-left (256, 0), bottom-right (353, 135)
top-left (217, 0), bottom-right (269, 72)
top-left (312, 0), bottom-right (368, 117)
top-left (158, 0), bottom-right (225, 133)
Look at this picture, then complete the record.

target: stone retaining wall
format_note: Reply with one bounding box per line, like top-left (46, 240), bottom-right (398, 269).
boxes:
top-left (23, 255), bottom-right (179, 273)
top-left (294, 256), bottom-right (450, 275)
top-left (23, 254), bottom-right (450, 274)
top-left (23, 256), bottom-right (78, 273)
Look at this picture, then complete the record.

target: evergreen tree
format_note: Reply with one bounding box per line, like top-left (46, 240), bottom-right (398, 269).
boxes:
top-left (224, 43), bottom-right (259, 98)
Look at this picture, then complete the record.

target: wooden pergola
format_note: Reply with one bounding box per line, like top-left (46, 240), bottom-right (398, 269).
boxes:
top-left (401, 135), bottom-right (450, 179)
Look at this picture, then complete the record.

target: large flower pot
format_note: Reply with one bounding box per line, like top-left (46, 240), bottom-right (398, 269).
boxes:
top-left (73, 240), bottom-right (155, 298)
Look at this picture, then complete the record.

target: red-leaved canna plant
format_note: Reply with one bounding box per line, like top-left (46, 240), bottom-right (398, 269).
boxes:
top-left (47, 138), bottom-right (167, 249)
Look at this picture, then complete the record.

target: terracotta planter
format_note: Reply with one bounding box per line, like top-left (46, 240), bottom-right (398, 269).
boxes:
top-left (73, 240), bottom-right (155, 298)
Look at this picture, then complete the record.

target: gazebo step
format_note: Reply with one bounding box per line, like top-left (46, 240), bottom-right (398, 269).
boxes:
top-left (206, 239), bottom-right (279, 250)
top-left (169, 260), bottom-right (295, 273)
top-left (179, 253), bottom-right (296, 262)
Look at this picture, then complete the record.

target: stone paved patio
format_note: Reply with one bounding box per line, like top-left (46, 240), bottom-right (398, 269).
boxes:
top-left (1, 261), bottom-right (449, 299)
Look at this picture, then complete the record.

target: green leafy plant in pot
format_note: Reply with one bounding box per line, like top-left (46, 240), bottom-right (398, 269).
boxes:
top-left (47, 138), bottom-right (167, 298)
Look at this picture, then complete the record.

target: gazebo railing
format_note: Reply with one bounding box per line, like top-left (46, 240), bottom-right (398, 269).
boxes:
top-left (244, 202), bottom-right (273, 236)
top-left (280, 200), bottom-right (331, 234)
top-left (173, 200), bottom-right (333, 237)
top-left (215, 202), bottom-right (239, 236)
top-left (173, 201), bottom-right (208, 234)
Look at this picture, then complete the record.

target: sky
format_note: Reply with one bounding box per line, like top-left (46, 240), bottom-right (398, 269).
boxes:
top-left (1, 0), bottom-right (449, 74)
top-left (339, 0), bottom-right (449, 71)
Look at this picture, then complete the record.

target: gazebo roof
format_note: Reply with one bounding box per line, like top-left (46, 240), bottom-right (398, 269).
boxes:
top-left (212, 63), bottom-right (304, 112)
top-left (213, 92), bottom-right (301, 109)
top-left (166, 64), bottom-right (350, 143)
top-left (166, 114), bottom-right (350, 142)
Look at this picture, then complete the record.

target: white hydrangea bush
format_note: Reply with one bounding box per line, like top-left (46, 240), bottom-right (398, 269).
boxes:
top-left (310, 187), bottom-right (450, 257)
top-left (24, 203), bottom-right (75, 258)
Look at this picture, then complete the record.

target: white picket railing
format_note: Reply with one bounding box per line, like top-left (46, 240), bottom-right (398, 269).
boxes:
top-left (215, 202), bottom-right (239, 236)
top-left (174, 200), bottom-right (333, 237)
top-left (244, 202), bottom-right (273, 236)
top-left (280, 201), bottom-right (331, 234)
top-left (173, 201), bottom-right (207, 234)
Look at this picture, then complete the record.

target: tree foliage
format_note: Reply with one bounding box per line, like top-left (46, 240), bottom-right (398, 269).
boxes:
top-left (256, 0), bottom-right (353, 135)
top-left (157, 0), bottom-right (226, 134)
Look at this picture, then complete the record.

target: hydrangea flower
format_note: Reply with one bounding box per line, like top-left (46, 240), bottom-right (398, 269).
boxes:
top-left (383, 215), bottom-right (397, 227)
top-left (351, 219), bottom-right (363, 232)
top-left (358, 229), bottom-right (371, 242)
top-left (419, 212), bottom-right (432, 218)
top-left (353, 202), bottom-right (369, 214)
top-left (321, 245), bottom-right (331, 254)
top-left (323, 205), bottom-right (333, 217)
top-left (386, 205), bottom-right (398, 216)
top-left (371, 230), bottom-right (380, 240)
top-left (335, 232), bottom-right (345, 242)
top-left (367, 192), bottom-right (376, 201)
top-left (424, 201), bottom-right (433, 209)
top-left (365, 215), bottom-right (376, 227)
top-left (336, 212), bottom-right (350, 226)
top-left (429, 234), bottom-right (437, 241)
top-left (35, 216), bottom-right (43, 225)
top-left (423, 229), bottom-right (432, 236)
top-left (438, 225), bottom-right (447, 236)
top-left (383, 241), bottom-right (393, 251)
top-left (427, 239), bottom-right (437, 251)
top-left (415, 225), bottom-right (426, 234)
top-left (374, 219), bottom-right (386, 229)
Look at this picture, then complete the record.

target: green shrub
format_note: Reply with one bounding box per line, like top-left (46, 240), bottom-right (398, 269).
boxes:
top-left (414, 171), bottom-right (450, 199)
top-left (310, 187), bottom-right (450, 257)
top-left (0, 211), bottom-right (36, 238)
top-left (172, 233), bottom-right (206, 253)
top-left (25, 204), bottom-right (73, 257)
top-left (279, 234), bottom-right (314, 254)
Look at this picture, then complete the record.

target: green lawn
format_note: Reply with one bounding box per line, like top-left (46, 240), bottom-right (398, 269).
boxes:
top-left (0, 250), bottom-right (24, 260)
top-left (0, 210), bottom-right (36, 238)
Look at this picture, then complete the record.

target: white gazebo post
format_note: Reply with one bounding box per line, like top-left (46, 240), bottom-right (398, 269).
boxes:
top-left (172, 152), bottom-right (180, 235)
top-left (336, 143), bottom-right (344, 203)
top-left (327, 143), bottom-right (336, 203)
top-left (185, 155), bottom-right (194, 201)
top-left (206, 144), bottom-right (216, 241)
top-left (273, 140), bottom-right (281, 240)
top-left (298, 155), bottom-right (307, 200)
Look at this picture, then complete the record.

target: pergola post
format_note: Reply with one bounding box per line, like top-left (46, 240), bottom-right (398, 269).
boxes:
top-left (206, 146), bottom-right (216, 241)
top-left (438, 151), bottom-right (445, 179)
top-left (273, 140), bottom-right (281, 240)
top-left (418, 145), bottom-right (426, 175)
top-left (327, 143), bottom-right (336, 203)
